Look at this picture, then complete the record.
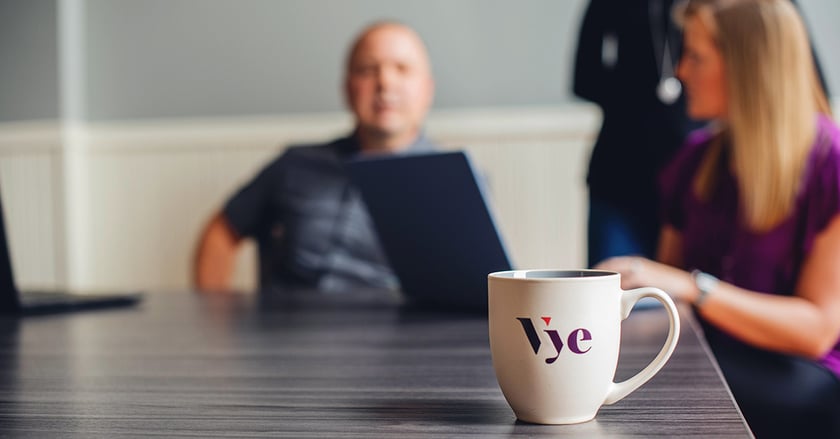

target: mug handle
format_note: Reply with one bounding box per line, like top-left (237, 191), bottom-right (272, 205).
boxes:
top-left (603, 287), bottom-right (680, 405)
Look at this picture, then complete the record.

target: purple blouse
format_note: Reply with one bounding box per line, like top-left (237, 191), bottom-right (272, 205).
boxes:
top-left (660, 115), bottom-right (840, 376)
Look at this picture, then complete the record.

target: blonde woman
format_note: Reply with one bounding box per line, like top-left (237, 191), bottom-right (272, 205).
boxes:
top-left (597, 0), bottom-right (840, 436)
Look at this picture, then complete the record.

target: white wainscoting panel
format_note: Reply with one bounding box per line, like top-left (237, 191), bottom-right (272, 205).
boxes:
top-left (0, 122), bottom-right (64, 289)
top-left (0, 105), bottom-right (600, 292)
top-left (461, 139), bottom-right (589, 271)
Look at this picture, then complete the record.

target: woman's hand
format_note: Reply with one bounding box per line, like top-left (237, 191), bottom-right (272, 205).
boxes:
top-left (595, 256), bottom-right (698, 303)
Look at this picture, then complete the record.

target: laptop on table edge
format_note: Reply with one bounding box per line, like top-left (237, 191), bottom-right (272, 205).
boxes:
top-left (0, 190), bottom-right (142, 315)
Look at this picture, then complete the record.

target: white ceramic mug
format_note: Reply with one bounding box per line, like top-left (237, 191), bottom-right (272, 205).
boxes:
top-left (488, 269), bottom-right (680, 424)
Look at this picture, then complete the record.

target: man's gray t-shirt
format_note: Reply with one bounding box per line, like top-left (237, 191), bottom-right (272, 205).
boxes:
top-left (224, 134), bottom-right (436, 292)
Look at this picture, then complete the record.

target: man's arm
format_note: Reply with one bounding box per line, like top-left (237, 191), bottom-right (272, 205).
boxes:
top-left (193, 211), bottom-right (243, 292)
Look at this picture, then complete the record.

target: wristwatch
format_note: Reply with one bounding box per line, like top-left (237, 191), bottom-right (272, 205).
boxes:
top-left (690, 270), bottom-right (719, 307)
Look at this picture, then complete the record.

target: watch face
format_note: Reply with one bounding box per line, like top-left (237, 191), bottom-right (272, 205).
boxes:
top-left (696, 272), bottom-right (719, 293)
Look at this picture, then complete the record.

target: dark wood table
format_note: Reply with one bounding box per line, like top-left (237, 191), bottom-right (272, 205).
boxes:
top-left (0, 290), bottom-right (752, 437)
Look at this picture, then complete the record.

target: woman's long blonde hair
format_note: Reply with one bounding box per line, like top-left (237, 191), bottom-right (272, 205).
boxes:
top-left (679, 0), bottom-right (832, 231)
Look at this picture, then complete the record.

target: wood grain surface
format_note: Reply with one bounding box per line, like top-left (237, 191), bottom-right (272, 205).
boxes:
top-left (0, 290), bottom-right (752, 437)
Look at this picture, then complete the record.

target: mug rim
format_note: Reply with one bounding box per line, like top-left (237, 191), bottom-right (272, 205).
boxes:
top-left (488, 269), bottom-right (619, 281)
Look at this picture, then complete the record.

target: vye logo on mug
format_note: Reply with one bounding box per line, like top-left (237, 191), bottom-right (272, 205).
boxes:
top-left (489, 270), bottom-right (680, 424)
top-left (516, 317), bottom-right (592, 364)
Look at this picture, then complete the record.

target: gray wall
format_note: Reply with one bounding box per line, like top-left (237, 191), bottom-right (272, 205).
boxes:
top-left (1, 0), bottom-right (838, 122)
top-left (800, 0), bottom-right (840, 97)
top-left (82, 0), bottom-right (586, 121)
top-left (0, 0), bottom-right (59, 122)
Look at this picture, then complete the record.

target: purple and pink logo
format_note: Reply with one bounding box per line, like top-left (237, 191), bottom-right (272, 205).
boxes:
top-left (517, 317), bottom-right (592, 364)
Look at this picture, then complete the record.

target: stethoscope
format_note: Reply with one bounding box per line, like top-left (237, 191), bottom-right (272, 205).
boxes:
top-left (649, 0), bottom-right (682, 105)
top-left (601, 0), bottom-right (682, 105)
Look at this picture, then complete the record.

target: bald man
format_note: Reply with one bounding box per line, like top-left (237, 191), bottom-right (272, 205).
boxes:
top-left (194, 22), bottom-right (437, 292)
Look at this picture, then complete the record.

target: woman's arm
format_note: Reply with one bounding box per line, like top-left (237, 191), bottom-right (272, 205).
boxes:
top-left (599, 216), bottom-right (840, 359)
top-left (697, 214), bottom-right (840, 358)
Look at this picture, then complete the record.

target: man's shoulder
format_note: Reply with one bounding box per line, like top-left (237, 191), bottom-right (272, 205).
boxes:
top-left (281, 134), bottom-right (440, 160)
top-left (283, 137), bottom-right (351, 158)
top-left (273, 134), bottom-right (440, 165)
top-left (266, 136), bottom-right (355, 169)
top-left (408, 135), bottom-right (440, 153)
